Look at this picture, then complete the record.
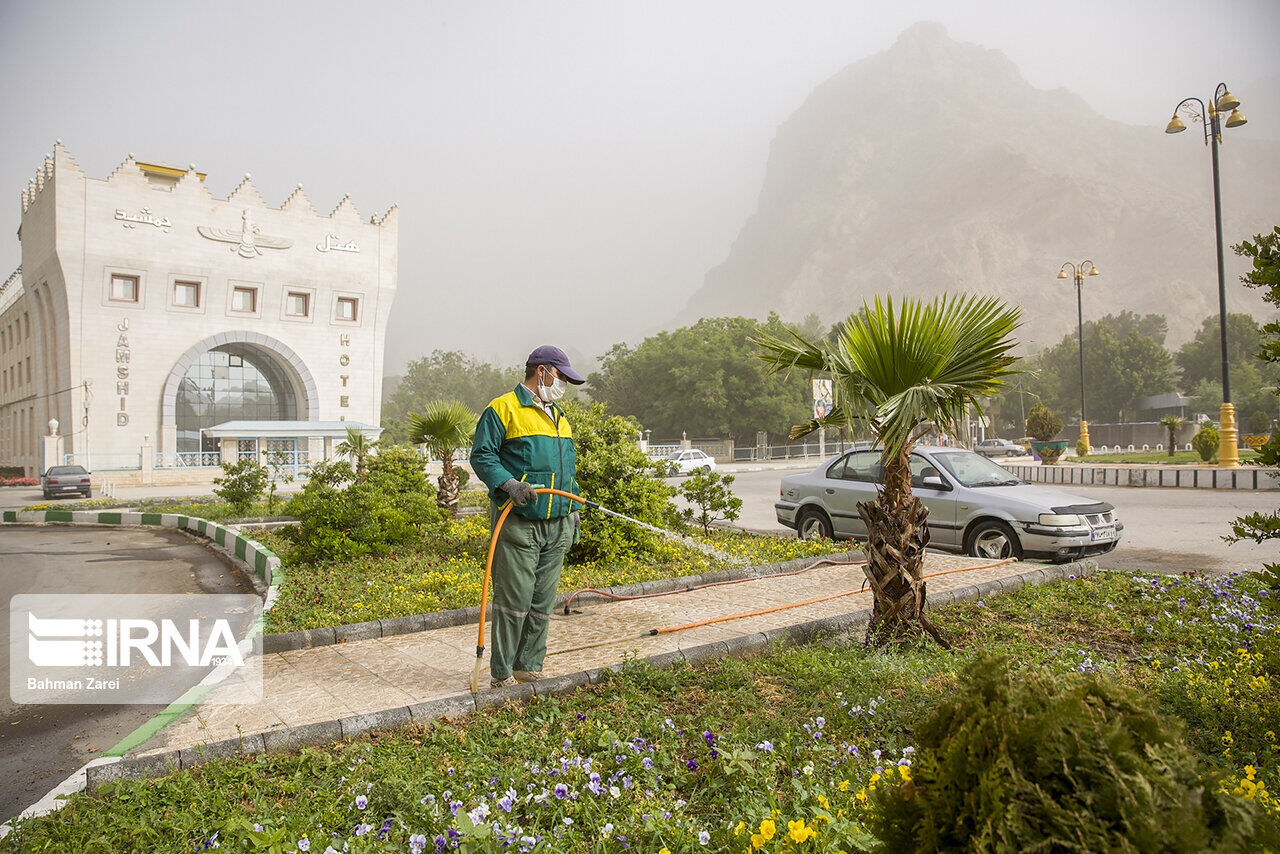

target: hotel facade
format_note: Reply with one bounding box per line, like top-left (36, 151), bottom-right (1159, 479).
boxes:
top-left (0, 145), bottom-right (396, 479)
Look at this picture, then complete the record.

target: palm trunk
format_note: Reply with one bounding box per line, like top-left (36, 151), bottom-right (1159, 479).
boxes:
top-left (1168, 429), bottom-right (1176, 457)
top-left (437, 454), bottom-right (459, 518)
top-left (857, 448), bottom-right (949, 648)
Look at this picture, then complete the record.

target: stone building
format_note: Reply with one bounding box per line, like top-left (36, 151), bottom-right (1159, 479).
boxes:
top-left (0, 144), bottom-right (395, 479)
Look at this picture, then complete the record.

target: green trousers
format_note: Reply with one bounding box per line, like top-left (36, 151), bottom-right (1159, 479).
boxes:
top-left (488, 503), bottom-right (573, 680)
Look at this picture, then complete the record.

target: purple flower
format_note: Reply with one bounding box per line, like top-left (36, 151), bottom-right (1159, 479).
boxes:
top-left (434, 836), bottom-right (447, 854)
top-left (642, 757), bottom-right (653, 770)
top-left (756, 740), bottom-right (774, 753)
top-left (576, 712), bottom-right (586, 721)
top-left (354, 823), bottom-right (372, 837)
top-left (554, 783), bottom-right (569, 799)
top-left (297, 839), bottom-right (310, 852)
top-left (409, 834), bottom-right (427, 854)
top-left (354, 795), bottom-right (368, 810)
top-left (699, 830), bottom-right (711, 845)
top-left (703, 730), bottom-right (716, 747)
top-left (686, 759), bottom-right (699, 771)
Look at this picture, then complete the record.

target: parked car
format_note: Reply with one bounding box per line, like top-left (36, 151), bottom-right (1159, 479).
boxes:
top-left (775, 445), bottom-right (1122, 562)
top-left (975, 438), bottom-right (1026, 458)
top-left (668, 449), bottom-right (717, 475)
top-left (41, 464), bottom-right (92, 499)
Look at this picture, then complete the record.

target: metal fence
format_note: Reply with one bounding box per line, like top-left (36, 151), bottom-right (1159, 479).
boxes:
top-left (733, 441), bottom-right (825, 462)
top-left (156, 451), bottom-right (223, 468)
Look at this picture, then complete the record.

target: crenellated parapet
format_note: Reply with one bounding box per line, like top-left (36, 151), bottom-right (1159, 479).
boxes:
top-left (19, 142), bottom-right (397, 230)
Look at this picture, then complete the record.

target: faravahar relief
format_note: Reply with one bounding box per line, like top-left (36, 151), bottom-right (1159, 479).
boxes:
top-left (197, 210), bottom-right (293, 258)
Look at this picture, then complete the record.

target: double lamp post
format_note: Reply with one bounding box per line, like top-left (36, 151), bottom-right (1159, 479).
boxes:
top-left (1165, 83), bottom-right (1247, 468)
top-left (1057, 261), bottom-right (1098, 453)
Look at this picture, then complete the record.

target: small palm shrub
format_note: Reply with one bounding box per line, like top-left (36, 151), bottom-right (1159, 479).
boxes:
top-left (1076, 438), bottom-right (1089, 458)
top-left (1193, 424), bottom-right (1219, 462)
top-left (869, 655), bottom-right (1279, 852)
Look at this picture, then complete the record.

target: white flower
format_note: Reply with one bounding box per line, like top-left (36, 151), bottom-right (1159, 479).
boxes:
top-left (601, 823), bottom-right (614, 838)
top-left (699, 830), bottom-right (711, 845)
top-left (609, 786), bottom-right (621, 799)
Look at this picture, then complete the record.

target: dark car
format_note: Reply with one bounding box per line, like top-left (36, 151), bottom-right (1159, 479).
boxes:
top-left (41, 465), bottom-right (92, 499)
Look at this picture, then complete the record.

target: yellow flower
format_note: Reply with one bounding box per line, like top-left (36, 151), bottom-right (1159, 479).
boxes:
top-left (759, 819), bottom-right (776, 840)
top-left (838, 779), bottom-right (850, 792)
top-left (898, 765), bottom-right (912, 781)
top-left (788, 819), bottom-right (816, 843)
top-left (750, 833), bottom-right (765, 849)
top-left (661, 849), bottom-right (672, 854)
top-left (734, 821), bottom-right (745, 837)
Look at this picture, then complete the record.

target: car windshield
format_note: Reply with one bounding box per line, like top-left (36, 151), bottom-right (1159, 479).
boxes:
top-left (47, 466), bottom-right (87, 476)
top-left (931, 451), bottom-right (1020, 487)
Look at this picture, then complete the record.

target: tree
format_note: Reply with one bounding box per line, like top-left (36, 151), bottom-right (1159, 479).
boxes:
top-left (1176, 313), bottom-right (1279, 419)
top-left (335, 427), bottom-right (379, 481)
top-left (588, 315), bottom-right (813, 443)
top-left (755, 294), bottom-right (1021, 648)
top-left (381, 350), bottom-right (521, 443)
top-left (1024, 312), bottom-right (1175, 423)
top-left (408, 401), bottom-right (476, 518)
top-left (1159, 414), bottom-right (1184, 457)
top-left (677, 468), bottom-right (743, 536)
top-left (1226, 226), bottom-right (1280, 597)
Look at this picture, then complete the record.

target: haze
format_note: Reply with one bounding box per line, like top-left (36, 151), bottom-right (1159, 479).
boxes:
top-left (2, 0), bottom-right (1277, 373)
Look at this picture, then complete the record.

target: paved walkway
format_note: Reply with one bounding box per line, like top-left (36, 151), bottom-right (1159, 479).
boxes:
top-left (135, 552), bottom-right (1035, 758)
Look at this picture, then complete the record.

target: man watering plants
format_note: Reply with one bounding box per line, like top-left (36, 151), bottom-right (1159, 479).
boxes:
top-left (470, 345), bottom-right (585, 687)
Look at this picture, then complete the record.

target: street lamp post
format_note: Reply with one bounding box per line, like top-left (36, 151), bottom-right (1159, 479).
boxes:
top-left (1057, 261), bottom-right (1099, 453)
top-left (1165, 83), bottom-right (1248, 468)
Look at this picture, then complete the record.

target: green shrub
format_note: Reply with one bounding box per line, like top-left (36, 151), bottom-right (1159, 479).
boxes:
top-left (1025, 403), bottom-right (1063, 441)
top-left (561, 400), bottom-right (680, 564)
top-left (1076, 438), bottom-right (1090, 458)
top-left (212, 459), bottom-right (268, 515)
top-left (1247, 409), bottom-right (1273, 434)
top-left (1193, 424), bottom-right (1219, 461)
top-left (283, 450), bottom-right (441, 565)
top-left (870, 655), bottom-right (1279, 852)
top-left (678, 467), bottom-right (743, 535)
top-left (0, 464), bottom-right (25, 478)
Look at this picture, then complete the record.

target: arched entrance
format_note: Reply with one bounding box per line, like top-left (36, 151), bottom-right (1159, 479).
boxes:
top-left (159, 332), bottom-right (319, 457)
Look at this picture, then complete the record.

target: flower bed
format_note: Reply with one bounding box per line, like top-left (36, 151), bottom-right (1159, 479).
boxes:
top-left (4, 570), bottom-right (1276, 851)
top-left (0, 476), bottom-right (37, 487)
top-left (258, 517), bottom-right (840, 634)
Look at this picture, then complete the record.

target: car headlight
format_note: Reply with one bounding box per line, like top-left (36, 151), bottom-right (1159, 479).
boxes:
top-left (1038, 513), bottom-right (1083, 527)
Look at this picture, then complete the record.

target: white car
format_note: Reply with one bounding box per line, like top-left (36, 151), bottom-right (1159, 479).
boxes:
top-left (669, 449), bottom-right (717, 475)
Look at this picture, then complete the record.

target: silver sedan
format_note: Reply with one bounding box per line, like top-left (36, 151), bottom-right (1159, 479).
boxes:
top-left (775, 445), bottom-right (1123, 561)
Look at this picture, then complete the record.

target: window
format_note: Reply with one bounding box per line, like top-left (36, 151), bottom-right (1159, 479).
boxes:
top-left (231, 286), bottom-right (257, 313)
top-left (841, 451), bottom-right (882, 483)
top-left (286, 291), bottom-right (310, 317)
top-left (173, 280), bottom-right (201, 307)
top-left (25, 357), bottom-right (30, 386)
top-left (336, 296), bottom-right (358, 321)
top-left (110, 274), bottom-right (139, 302)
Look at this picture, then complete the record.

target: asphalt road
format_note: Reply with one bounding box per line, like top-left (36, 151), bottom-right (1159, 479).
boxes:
top-left (695, 467), bottom-right (1278, 575)
top-left (0, 526), bottom-right (251, 823)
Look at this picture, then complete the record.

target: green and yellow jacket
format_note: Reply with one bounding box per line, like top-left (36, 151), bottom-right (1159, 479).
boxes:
top-left (470, 383), bottom-right (579, 520)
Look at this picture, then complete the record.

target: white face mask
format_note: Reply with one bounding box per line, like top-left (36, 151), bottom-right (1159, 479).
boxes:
top-left (537, 372), bottom-right (566, 402)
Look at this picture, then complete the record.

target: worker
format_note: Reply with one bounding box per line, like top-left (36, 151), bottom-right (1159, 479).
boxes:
top-left (470, 345), bottom-right (585, 687)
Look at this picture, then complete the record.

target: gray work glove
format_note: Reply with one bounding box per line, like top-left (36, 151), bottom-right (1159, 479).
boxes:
top-left (501, 478), bottom-right (537, 507)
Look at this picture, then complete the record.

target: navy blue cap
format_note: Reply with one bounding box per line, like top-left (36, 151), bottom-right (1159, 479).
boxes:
top-left (526, 345), bottom-right (585, 384)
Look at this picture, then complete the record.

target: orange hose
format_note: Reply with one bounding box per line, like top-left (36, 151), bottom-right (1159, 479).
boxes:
top-left (646, 557), bottom-right (1018, 635)
top-left (476, 488), bottom-right (590, 654)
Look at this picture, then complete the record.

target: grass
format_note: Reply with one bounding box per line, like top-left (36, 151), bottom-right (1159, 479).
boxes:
top-left (2, 570), bottom-right (1275, 852)
top-left (259, 518), bottom-right (841, 634)
top-left (1070, 449), bottom-right (1261, 465)
top-left (20, 496), bottom-right (296, 521)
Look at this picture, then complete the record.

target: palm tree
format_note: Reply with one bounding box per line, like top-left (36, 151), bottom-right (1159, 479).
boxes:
top-left (408, 401), bottom-right (476, 517)
top-left (754, 294), bottom-right (1022, 647)
top-left (1160, 414), bottom-right (1184, 457)
top-left (335, 427), bottom-right (379, 481)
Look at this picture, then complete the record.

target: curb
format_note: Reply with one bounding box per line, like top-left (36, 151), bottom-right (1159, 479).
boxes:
top-left (1002, 462), bottom-right (1280, 491)
top-left (85, 558), bottom-right (1097, 790)
top-left (260, 549), bottom-right (865, 653)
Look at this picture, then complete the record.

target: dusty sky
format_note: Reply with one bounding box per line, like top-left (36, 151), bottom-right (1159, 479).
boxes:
top-left (2, 0), bottom-right (1277, 373)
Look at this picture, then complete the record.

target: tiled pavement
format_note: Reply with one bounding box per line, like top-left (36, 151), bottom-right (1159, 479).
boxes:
top-left (136, 552), bottom-right (1034, 757)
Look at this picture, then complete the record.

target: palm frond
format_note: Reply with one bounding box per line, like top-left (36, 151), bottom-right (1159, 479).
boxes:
top-left (408, 401), bottom-right (476, 458)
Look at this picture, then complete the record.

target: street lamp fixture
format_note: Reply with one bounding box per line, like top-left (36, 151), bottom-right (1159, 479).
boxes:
top-left (1057, 260), bottom-right (1099, 453)
top-left (1165, 82), bottom-right (1248, 468)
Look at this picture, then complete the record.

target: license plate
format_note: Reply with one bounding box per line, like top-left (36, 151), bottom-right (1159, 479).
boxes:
top-left (1091, 528), bottom-right (1116, 542)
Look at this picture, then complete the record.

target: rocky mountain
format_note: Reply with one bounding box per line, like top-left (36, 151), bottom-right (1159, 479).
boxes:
top-left (679, 22), bottom-right (1280, 347)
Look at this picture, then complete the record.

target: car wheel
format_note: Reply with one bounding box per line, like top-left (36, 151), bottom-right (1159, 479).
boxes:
top-left (796, 507), bottom-right (833, 541)
top-left (966, 520), bottom-right (1023, 561)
